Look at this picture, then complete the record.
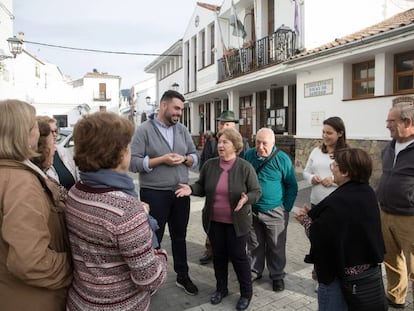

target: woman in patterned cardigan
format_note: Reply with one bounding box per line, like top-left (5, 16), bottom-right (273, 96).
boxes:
top-left (65, 112), bottom-right (168, 311)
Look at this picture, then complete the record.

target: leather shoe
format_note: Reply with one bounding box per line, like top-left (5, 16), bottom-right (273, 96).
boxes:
top-left (210, 290), bottom-right (228, 305)
top-left (236, 297), bottom-right (251, 310)
top-left (273, 279), bottom-right (285, 292)
top-left (386, 297), bottom-right (408, 309)
top-left (199, 253), bottom-right (212, 265)
top-left (251, 271), bottom-right (262, 282)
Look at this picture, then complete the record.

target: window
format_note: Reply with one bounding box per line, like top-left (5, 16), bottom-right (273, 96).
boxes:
top-left (268, 0), bottom-right (274, 34)
top-left (205, 102), bottom-right (211, 131)
top-left (193, 36), bottom-right (197, 90)
top-left (395, 51), bottom-right (414, 94)
top-left (53, 115), bottom-right (68, 128)
top-left (210, 24), bottom-right (215, 65)
top-left (201, 30), bottom-right (205, 68)
top-left (269, 88), bottom-right (287, 134)
top-left (35, 63), bottom-right (40, 78)
top-left (352, 60), bottom-right (375, 98)
top-left (99, 83), bottom-right (106, 100)
top-left (239, 96), bottom-right (253, 144)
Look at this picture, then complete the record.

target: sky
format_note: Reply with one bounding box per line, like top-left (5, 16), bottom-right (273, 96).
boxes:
top-left (12, 0), bottom-right (221, 89)
top-left (12, 0), bottom-right (414, 91)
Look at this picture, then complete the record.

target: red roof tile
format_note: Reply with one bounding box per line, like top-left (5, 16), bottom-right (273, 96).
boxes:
top-left (197, 2), bottom-right (220, 12)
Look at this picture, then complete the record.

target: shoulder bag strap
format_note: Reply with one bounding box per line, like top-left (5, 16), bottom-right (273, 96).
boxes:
top-left (256, 149), bottom-right (280, 174)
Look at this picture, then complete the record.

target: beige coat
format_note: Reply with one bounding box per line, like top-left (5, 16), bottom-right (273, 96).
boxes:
top-left (0, 160), bottom-right (72, 311)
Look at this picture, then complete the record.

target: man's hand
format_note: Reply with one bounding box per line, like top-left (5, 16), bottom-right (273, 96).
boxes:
top-left (163, 153), bottom-right (186, 166)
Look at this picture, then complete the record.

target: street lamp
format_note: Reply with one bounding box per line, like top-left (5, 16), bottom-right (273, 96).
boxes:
top-left (145, 96), bottom-right (155, 111)
top-left (172, 82), bottom-right (179, 91)
top-left (0, 36), bottom-right (23, 60)
top-left (145, 96), bottom-right (151, 105)
top-left (7, 36), bottom-right (23, 58)
top-left (146, 96), bottom-right (157, 112)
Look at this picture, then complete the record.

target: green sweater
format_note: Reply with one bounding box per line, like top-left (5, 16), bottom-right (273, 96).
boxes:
top-left (244, 147), bottom-right (298, 212)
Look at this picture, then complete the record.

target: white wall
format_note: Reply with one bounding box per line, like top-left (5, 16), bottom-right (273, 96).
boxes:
top-left (0, 0), bottom-right (13, 56)
top-left (133, 77), bottom-right (156, 116)
top-left (275, 0), bottom-right (296, 32)
top-left (82, 77), bottom-right (120, 113)
top-left (296, 65), bottom-right (392, 141)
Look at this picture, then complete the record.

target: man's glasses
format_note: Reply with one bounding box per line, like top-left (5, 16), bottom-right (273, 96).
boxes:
top-left (385, 118), bottom-right (405, 125)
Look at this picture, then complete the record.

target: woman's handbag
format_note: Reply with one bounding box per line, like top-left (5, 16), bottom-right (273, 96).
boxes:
top-left (340, 265), bottom-right (388, 311)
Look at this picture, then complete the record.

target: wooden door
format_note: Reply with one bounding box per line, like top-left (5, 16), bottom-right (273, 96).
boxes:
top-left (239, 95), bottom-right (253, 145)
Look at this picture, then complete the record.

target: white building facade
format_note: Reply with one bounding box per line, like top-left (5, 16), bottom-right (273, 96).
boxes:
top-left (1, 1), bottom-right (122, 127)
top-left (145, 0), bottom-right (414, 185)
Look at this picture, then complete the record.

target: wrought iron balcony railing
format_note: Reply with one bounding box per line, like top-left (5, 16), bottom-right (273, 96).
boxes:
top-left (93, 91), bottom-right (112, 101)
top-left (218, 26), bottom-right (296, 82)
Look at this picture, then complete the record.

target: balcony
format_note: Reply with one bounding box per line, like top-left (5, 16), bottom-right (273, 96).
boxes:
top-left (218, 26), bottom-right (297, 82)
top-left (93, 91), bottom-right (112, 101)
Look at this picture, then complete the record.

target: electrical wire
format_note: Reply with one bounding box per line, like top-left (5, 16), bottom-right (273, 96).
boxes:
top-left (23, 40), bottom-right (182, 57)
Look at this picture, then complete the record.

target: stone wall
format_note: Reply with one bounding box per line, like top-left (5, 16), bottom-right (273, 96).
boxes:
top-left (294, 138), bottom-right (389, 189)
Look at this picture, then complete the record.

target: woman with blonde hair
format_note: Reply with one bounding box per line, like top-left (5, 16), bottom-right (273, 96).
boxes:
top-left (0, 99), bottom-right (72, 310)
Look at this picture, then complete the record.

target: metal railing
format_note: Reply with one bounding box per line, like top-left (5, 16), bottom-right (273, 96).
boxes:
top-left (93, 91), bottom-right (112, 101)
top-left (218, 27), bottom-right (296, 82)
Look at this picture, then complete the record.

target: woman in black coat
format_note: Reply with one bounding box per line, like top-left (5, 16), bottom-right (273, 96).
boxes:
top-left (295, 148), bottom-right (387, 311)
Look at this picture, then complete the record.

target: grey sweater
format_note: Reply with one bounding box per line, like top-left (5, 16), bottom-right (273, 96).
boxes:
top-left (129, 119), bottom-right (198, 191)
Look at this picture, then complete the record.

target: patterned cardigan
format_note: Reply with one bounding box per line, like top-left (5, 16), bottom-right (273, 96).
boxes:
top-left (65, 182), bottom-right (167, 311)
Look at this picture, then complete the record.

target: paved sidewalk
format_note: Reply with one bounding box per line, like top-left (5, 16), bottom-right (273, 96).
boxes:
top-left (149, 181), bottom-right (319, 311)
top-left (146, 175), bottom-right (413, 310)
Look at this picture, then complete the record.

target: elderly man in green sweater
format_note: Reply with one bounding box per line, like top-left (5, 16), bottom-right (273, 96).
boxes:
top-left (245, 127), bottom-right (298, 292)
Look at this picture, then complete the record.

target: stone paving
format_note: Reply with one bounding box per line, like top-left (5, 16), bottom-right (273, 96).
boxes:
top-left (143, 173), bottom-right (413, 310)
top-left (148, 179), bottom-right (317, 311)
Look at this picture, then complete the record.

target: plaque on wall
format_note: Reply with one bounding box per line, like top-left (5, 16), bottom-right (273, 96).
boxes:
top-left (304, 79), bottom-right (333, 97)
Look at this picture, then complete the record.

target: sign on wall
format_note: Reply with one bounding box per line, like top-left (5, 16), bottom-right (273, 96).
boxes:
top-left (304, 79), bottom-right (333, 97)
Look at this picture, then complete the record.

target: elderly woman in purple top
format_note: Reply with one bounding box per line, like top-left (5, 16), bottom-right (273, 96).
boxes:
top-left (176, 127), bottom-right (262, 310)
